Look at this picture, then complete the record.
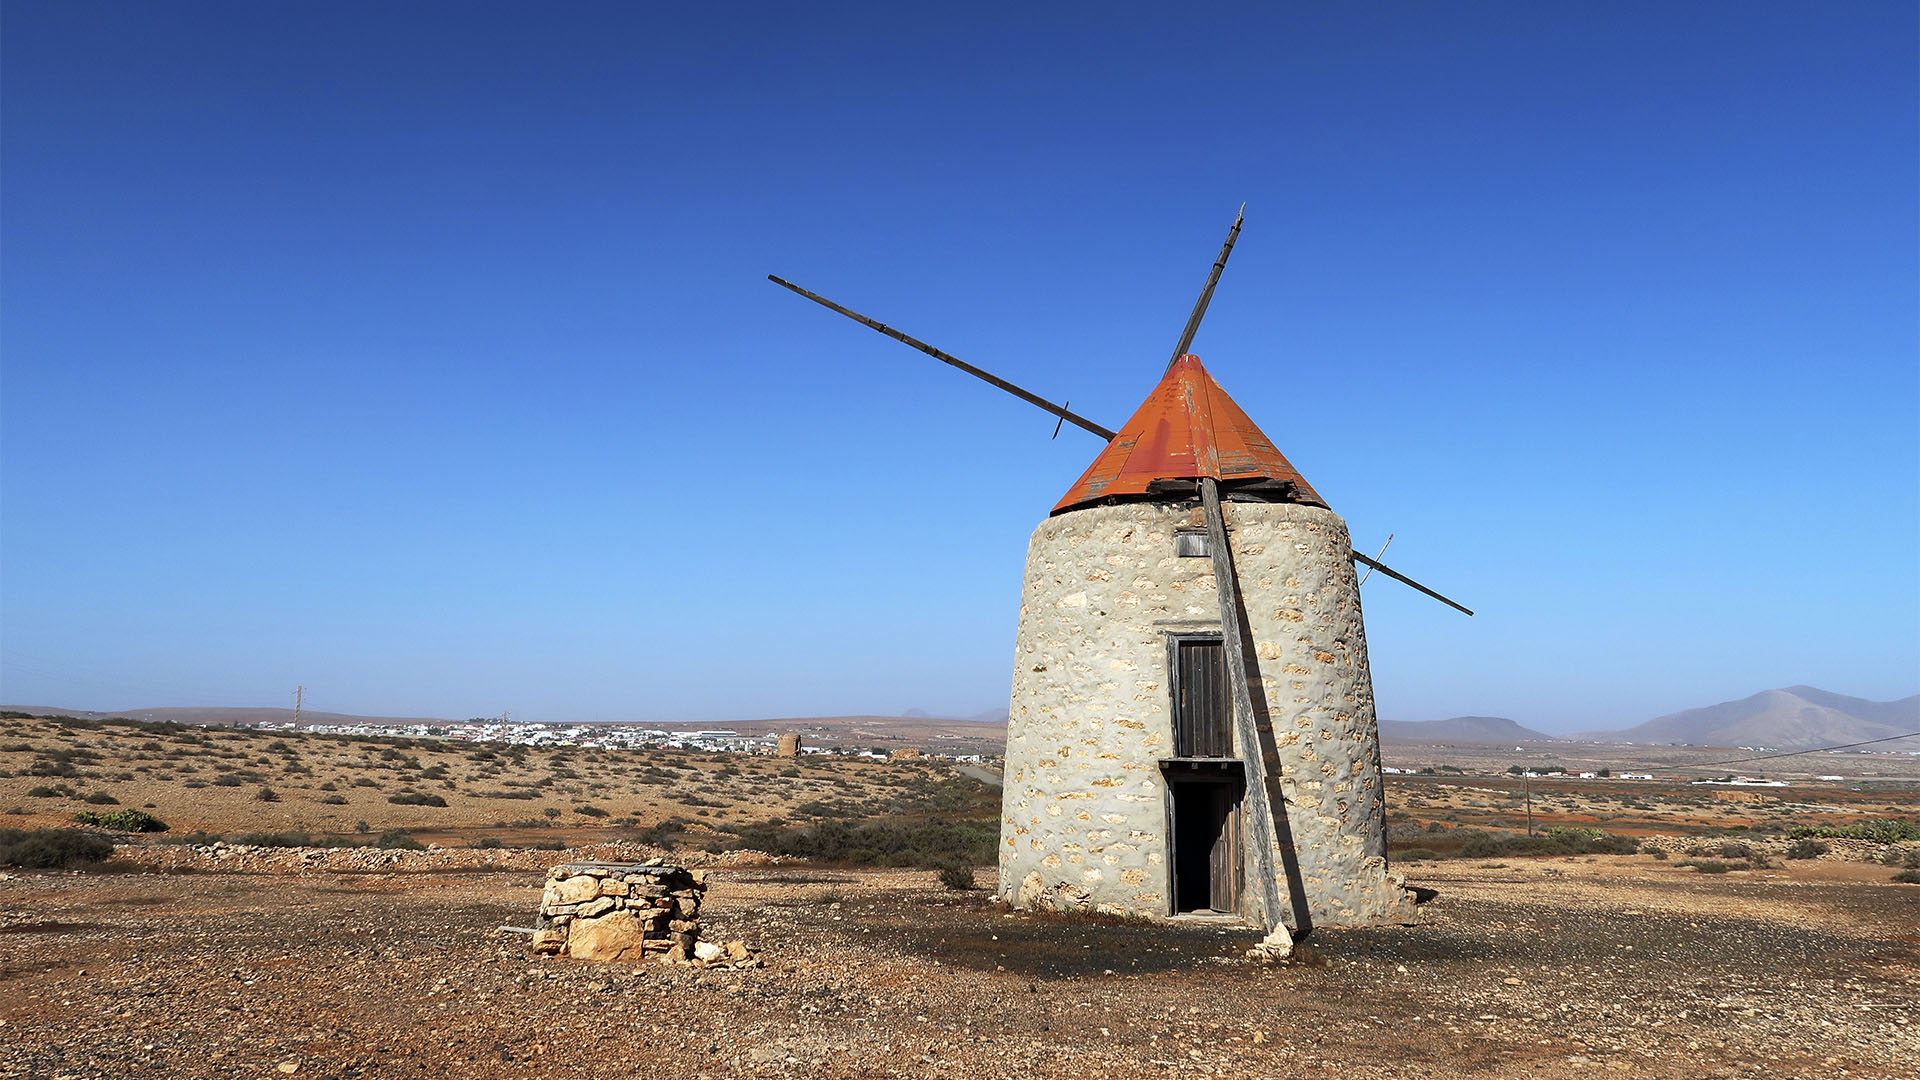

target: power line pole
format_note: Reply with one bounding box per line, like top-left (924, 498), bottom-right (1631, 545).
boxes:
top-left (1524, 770), bottom-right (1534, 837)
top-left (294, 685), bottom-right (305, 727)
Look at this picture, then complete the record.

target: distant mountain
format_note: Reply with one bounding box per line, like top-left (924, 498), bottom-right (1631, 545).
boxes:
top-left (1378, 715), bottom-right (1557, 742)
top-left (901, 708), bottom-right (1010, 724)
top-left (1579, 687), bottom-right (1920, 749)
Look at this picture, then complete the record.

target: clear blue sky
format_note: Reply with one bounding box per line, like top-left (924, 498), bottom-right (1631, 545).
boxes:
top-left (3, 2), bottom-right (1914, 732)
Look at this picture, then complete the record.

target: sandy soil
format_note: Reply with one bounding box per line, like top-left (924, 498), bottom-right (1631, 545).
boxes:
top-left (1, 855), bottom-right (1915, 1080)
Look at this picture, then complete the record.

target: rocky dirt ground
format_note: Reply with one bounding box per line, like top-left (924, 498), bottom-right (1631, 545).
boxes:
top-left (1, 854), bottom-right (1915, 1080)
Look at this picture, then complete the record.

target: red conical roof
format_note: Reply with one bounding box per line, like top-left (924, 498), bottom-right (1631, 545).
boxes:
top-left (1052, 355), bottom-right (1325, 514)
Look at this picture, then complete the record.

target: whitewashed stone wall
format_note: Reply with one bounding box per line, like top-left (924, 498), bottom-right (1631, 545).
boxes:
top-left (998, 500), bottom-right (1417, 930)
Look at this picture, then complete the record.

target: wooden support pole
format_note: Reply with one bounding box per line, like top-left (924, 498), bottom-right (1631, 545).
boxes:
top-left (1199, 477), bottom-right (1288, 932)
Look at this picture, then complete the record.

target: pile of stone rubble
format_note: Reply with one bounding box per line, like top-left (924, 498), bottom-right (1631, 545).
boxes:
top-left (531, 860), bottom-right (760, 969)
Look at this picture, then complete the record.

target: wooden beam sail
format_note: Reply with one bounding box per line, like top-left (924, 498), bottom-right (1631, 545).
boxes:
top-left (1167, 204), bottom-right (1246, 371)
top-left (767, 275), bottom-right (1117, 441)
top-left (1351, 550), bottom-right (1474, 616)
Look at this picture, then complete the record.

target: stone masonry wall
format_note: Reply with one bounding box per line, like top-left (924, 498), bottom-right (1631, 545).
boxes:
top-left (998, 500), bottom-right (1417, 930)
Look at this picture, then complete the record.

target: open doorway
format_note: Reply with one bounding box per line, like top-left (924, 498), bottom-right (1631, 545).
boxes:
top-left (1168, 776), bottom-right (1240, 915)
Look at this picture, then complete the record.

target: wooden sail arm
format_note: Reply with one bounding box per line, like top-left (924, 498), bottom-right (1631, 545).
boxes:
top-left (1167, 204), bottom-right (1245, 371)
top-left (1351, 550), bottom-right (1474, 616)
top-left (767, 275), bottom-right (1117, 441)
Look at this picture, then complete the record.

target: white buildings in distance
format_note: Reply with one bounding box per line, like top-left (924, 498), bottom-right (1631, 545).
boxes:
top-left (241, 718), bottom-right (988, 762)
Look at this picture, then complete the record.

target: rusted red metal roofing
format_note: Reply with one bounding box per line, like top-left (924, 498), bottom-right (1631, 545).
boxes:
top-left (1052, 355), bottom-right (1325, 514)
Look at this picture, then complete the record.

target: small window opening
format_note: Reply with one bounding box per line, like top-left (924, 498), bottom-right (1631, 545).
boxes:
top-left (1175, 528), bottom-right (1211, 558)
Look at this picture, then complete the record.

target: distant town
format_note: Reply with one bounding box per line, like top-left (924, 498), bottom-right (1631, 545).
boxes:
top-left (254, 717), bottom-right (991, 762)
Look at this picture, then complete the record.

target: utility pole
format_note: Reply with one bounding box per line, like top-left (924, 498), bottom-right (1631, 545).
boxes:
top-left (1524, 770), bottom-right (1534, 836)
top-left (294, 685), bottom-right (305, 727)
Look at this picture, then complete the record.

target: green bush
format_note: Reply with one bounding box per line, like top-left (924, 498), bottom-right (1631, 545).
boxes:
top-left (1458, 830), bottom-right (1504, 858)
top-left (1893, 869), bottom-right (1920, 885)
top-left (727, 816), bottom-right (998, 869)
top-left (318, 794), bottom-right (348, 805)
top-left (936, 862), bottom-right (978, 890)
top-left (387, 792), bottom-right (448, 807)
top-left (1546, 826), bottom-right (1604, 842)
top-left (25, 786), bottom-right (59, 798)
top-left (1785, 839), bottom-right (1829, 860)
top-left (574, 805), bottom-right (610, 818)
top-left (254, 786), bottom-right (279, 802)
top-left (1787, 818), bottom-right (1920, 844)
top-left (1678, 859), bottom-right (1733, 874)
top-left (0, 828), bottom-right (115, 868)
top-left (81, 791), bottom-right (119, 805)
top-left (71, 809), bottom-right (169, 833)
top-left (1397, 848), bottom-right (1440, 862)
top-left (374, 829), bottom-right (425, 850)
top-left (1446, 827), bottom-right (1640, 860)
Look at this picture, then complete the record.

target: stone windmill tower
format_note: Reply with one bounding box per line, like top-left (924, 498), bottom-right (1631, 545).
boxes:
top-left (771, 210), bottom-right (1470, 945)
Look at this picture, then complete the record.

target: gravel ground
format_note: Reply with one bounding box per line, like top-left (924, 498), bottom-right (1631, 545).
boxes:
top-left (0, 855), bottom-right (1914, 1079)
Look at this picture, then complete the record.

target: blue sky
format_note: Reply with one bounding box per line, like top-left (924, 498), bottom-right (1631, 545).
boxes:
top-left (3, 2), bottom-right (1914, 732)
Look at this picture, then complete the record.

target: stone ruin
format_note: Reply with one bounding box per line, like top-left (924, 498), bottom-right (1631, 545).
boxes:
top-left (775, 733), bottom-right (802, 757)
top-left (531, 860), bottom-right (760, 969)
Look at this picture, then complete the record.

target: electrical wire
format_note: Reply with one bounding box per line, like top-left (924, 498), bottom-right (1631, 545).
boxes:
top-left (1660, 731), bottom-right (1920, 770)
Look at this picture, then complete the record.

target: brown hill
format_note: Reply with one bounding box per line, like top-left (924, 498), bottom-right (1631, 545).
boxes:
top-left (1578, 686), bottom-right (1920, 749)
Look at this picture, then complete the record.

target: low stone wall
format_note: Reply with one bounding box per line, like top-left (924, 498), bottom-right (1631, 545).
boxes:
top-left (109, 839), bottom-right (786, 876)
top-left (531, 860), bottom-right (759, 969)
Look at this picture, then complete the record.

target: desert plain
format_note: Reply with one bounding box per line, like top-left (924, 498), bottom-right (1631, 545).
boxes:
top-left (1, 712), bottom-right (1916, 1079)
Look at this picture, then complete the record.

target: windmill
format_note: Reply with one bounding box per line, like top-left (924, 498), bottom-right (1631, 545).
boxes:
top-left (769, 209), bottom-right (1470, 953)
